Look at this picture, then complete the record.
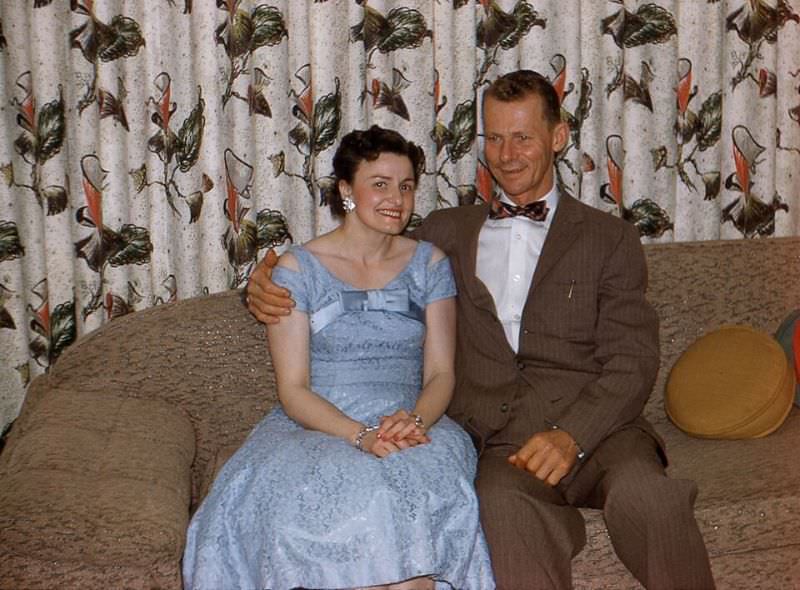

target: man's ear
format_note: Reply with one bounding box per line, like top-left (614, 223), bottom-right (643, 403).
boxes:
top-left (552, 120), bottom-right (570, 153)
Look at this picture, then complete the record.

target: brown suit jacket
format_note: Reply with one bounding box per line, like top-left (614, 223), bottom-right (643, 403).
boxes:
top-left (414, 194), bottom-right (662, 462)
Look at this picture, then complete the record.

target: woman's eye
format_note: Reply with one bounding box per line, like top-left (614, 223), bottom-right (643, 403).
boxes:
top-left (374, 181), bottom-right (386, 188)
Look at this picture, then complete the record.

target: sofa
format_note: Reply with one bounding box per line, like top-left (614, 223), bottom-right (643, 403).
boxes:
top-left (1, 236), bottom-right (799, 590)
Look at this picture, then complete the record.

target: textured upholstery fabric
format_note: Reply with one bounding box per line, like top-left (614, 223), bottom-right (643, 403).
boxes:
top-left (665, 325), bottom-right (795, 439)
top-left (573, 237), bottom-right (800, 589)
top-left (1, 238), bottom-right (799, 589)
top-left (0, 391), bottom-right (195, 589)
top-left (0, 292), bottom-right (273, 589)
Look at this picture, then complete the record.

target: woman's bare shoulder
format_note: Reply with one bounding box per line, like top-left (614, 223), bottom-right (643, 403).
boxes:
top-left (276, 250), bottom-right (300, 271)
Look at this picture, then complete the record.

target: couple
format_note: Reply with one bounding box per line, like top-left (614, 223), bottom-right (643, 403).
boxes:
top-left (183, 70), bottom-right (715, 589)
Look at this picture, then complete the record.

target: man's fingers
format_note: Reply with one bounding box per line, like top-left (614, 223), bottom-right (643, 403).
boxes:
top-left (246, 249), bottom-right (292, 302)
top-left (532, 451), bottom-right (559, 481)
top-left (255, 312), bottom-right (280, 325)
top-left (508, 431), bottom-right (576, 486)
top-left (263, 281), bottom-right (292, 298)
top-left (264, 248), bottom-right (279, 271)
top-left (508, 438), bottom-right (549, 476)
top-left (509, 437), bottom-right (540, 466)
top-left (523, 448), bottom-right (547, 474)
top-left (545, 465), bottom-right (569, 487)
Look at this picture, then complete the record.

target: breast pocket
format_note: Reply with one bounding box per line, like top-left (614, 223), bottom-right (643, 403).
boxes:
top-left (530, 279), bottom-right (598, 342)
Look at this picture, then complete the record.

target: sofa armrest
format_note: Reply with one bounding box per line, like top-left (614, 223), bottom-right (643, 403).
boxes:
top-left (0, 389), bottom-right (195, 589)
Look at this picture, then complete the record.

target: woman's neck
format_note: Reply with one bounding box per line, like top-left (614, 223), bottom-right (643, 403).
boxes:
top-left (330, 221), bottom-right (399, 263)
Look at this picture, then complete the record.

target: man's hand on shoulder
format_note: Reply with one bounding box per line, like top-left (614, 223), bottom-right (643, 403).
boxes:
top-left (246, 249), bottom-right (295, 324)
top-left (508, 429), bottom-right (579, 486)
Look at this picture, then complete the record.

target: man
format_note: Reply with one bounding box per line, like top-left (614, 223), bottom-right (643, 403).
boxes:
top-left (247, 70), bottom-right (714, 589)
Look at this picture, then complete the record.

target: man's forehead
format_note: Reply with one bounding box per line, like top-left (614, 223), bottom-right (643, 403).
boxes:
top-left (484, 103), bottom-right (545, 126)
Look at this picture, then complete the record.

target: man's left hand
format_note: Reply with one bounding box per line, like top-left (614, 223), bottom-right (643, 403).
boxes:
top-left (508, 429), bottom-right (579, 486)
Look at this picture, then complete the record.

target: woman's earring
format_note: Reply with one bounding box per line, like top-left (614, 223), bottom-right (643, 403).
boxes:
top-left (342, 196), bottom-right (356, 213)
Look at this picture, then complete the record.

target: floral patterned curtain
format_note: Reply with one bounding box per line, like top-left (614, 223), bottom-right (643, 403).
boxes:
top-left (1, 0), bottom-right (799, 432)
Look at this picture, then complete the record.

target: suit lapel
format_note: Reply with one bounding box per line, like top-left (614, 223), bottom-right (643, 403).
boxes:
top-left (529, 193), bottom-right (584, 293)
top-left (456, 202), bottom-right (498, 316)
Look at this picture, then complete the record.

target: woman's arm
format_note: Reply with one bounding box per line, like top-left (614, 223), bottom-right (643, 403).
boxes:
top-left (266, 255), bottom-right (406, 457)
top-left (415, 296), bottom-right (457, 426)
top-left (266, 306), bottom-right (364, 443)
top-left (378, 295), bottom-right (456, 442)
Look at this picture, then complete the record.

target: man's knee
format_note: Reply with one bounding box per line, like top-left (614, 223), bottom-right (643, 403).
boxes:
top-left (604, 470), bottom-right (698, 527)
top-left (476, 456), bottom-right (586, 550)
top-left (475, 456), bottom-right (586, 589)
top-left (476, 455), bottom-right (567, 519)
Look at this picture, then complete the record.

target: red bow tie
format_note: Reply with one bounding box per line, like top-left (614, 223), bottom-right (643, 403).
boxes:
top-left (488, 199), bottom-right (549, 222)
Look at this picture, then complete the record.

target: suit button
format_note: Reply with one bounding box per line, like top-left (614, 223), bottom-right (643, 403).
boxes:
top-left (517, 361), bottom-right (525, 370)
top-left (523, 329), bottom-right (530, 335)
top-left (500, 403), bottom-right (509, 413)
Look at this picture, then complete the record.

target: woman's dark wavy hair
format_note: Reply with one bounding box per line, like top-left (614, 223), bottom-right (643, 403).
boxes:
top-left (483, 69), bottom-right (561, 127)
top-left (329, 125), bottom-right (425, 218)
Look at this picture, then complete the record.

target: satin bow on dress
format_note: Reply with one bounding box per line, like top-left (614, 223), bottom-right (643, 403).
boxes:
top-left (310, 288), bottom-right (425, 334)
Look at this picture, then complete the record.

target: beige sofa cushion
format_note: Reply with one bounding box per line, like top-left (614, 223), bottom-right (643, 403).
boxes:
top-left (0, 390), bottom-right (195, 571)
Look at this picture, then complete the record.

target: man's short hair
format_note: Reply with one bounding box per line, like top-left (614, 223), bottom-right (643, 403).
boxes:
top-left (483, 70), bottom-right (561, 127)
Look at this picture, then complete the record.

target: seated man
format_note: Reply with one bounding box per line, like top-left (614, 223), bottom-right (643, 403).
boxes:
top-left (247, 70), bottom-right (714, 589)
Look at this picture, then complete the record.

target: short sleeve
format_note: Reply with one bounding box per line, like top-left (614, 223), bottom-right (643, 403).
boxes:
top-left (426, 255), bottom-right (457, 304)
top-left (272, 265), bottom-right (310, 313)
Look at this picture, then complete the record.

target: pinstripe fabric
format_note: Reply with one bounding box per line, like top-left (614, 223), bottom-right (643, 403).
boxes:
top-left (414, 194), bottom-right (714, 589)
top-left (417, 194), bottom-right (661, 452)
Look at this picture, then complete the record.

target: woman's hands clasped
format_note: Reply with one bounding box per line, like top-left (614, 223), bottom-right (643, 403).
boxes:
top-left (361, 410), bottom-right (430, 458)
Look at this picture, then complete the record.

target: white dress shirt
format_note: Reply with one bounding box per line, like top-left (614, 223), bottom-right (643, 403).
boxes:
top-left (475, 186), bottom-right (559, 352)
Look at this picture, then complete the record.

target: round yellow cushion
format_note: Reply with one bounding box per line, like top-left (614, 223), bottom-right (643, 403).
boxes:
top-left (666, 325), bottom-right (795, 439)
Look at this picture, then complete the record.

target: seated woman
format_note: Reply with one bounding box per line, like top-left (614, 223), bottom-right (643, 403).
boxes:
top-left (182, 126), bottom-right (495, 590)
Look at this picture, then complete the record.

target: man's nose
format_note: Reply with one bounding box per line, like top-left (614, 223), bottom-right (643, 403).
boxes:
top-left (498, 139), bottom-right (515, 162)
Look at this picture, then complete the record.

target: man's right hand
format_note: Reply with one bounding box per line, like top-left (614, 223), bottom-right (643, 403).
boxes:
top-left (246, 249), bottom-right (295, 324)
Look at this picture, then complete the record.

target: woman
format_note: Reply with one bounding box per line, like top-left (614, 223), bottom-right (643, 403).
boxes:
top-left (182, 126), bottom-right (494, 589)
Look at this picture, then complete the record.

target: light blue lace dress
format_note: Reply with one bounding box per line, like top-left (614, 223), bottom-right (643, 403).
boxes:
top-left (182, 241), bottom-right (495, 590)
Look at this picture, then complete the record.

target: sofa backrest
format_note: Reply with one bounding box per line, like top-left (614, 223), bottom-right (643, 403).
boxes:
top-left (642, 237), bottom-right (800, 425)
top-left (14, 237), bottom-right (800, 497)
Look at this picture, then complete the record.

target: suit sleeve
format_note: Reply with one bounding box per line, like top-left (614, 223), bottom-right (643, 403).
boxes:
top-left (408, 210), bottom-right (451, 252)
top-left (555, 223), bottom-right (660, 457)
